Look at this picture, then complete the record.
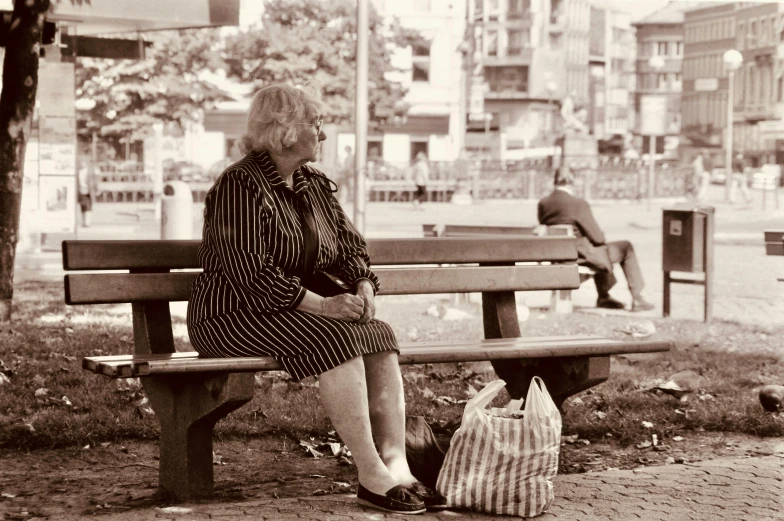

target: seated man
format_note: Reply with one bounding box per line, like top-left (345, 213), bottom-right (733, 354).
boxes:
top-left (537, 167), bottom-right (654, 312)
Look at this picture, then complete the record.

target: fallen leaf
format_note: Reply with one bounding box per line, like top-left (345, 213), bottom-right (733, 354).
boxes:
top-left (641, 421), bottom-right (654, 429)
top-left (1, 492), bottom-right (16, 498)
top-left (0, 373), bottom-right (9, 386)
top-left (421, 388), bottom-right (435, 399)
top-left (299, 441), bottom-right (324, 459)
top-left (673, 436), bottom-right (684, 442)
top-left (636, 441), bottom-right (652, 449)
top-left (594, 411), bottom-right (606, 420)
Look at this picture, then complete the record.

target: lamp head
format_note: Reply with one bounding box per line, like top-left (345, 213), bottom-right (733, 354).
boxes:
top-left (648, 56), bottom-right (666, 71)
top-left (723, 49), bottom-right (743, 71)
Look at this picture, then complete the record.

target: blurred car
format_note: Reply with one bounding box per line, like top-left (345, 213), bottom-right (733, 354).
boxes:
top-left (163, 161), bottom-right (206, 182)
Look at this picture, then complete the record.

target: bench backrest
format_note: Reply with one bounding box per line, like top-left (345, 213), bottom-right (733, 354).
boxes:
top-left (63, 237), bottom-right (581, 305)
top-left (764, 230), bottom-right (784, 256)
top-left (422, 223), bottom-right (576, 238)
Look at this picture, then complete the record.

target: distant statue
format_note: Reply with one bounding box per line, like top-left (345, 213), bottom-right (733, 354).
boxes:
top-left (560, 92), bottom-right (588, 134)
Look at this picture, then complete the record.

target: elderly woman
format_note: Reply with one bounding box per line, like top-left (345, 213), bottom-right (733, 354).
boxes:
top-left (186, 83), bottom-right (443, 515)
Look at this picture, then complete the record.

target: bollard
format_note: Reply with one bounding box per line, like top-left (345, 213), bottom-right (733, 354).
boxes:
top-left (161, 181), bottom-right (193, 240)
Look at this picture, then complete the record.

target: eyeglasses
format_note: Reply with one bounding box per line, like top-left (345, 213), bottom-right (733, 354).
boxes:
top-left (299, 118), bottom-right (323, 134)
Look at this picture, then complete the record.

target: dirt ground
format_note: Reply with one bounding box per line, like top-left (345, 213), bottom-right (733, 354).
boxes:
top-left (1, 432), bottom-right (781, 518)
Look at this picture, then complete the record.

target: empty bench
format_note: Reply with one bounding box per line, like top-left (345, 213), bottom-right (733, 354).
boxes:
top-left (425, 224), bottom-right (596, 313)
top-left (64, 237), bottom-right (672, 500)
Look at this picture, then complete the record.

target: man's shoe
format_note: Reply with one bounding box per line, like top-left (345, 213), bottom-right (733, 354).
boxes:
top-left (596, 296), bottom-right (625, 310)
top-left (631, 298), bottom-right (655, 312)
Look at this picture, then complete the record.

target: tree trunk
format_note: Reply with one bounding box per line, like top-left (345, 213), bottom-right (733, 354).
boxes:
top-left (0, 0), bottom-right (50, 321)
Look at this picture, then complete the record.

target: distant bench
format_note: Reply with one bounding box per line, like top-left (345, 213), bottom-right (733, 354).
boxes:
top-left (764, 229), bottom-right (784, 282)
top-left (64, 237), bottom-right (671, 500)
top-left (424, 224), bottom-right (596, 313)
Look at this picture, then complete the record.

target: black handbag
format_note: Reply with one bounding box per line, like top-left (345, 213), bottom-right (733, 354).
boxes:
top-left (405, 416), bottom-right (447, 490)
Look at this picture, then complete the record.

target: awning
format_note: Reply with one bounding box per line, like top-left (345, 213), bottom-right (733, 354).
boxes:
top-left (47, 0), bottom-right (239, 35)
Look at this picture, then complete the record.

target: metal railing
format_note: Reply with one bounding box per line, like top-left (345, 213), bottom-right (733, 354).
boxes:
top-left (91, 158), bottom-right (694, 204)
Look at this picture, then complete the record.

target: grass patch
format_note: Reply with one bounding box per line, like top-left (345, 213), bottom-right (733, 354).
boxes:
top-left (1, 282), bottom-right (782, 451)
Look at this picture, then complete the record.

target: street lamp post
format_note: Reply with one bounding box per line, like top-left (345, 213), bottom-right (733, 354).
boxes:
top-left (546, 80), bottom-right (558, 137)
top-left (646, 55), bottom-right (666, 209)
top-left (723, 49), bottom-right (743, 202)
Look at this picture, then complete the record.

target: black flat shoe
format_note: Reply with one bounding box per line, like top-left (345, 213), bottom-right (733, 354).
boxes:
top-left (357, 484), bottom-right (426, 515)
top-left (407, 481), bottom-right (448, 512)
top-left (597, 296), bottom-right (626, 310)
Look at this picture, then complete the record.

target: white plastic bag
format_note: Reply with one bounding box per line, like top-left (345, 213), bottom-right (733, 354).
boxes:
top-left (436, 378), bottom-right (562, 517)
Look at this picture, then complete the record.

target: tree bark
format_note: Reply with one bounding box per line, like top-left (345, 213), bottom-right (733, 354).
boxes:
top-left (0, 0), bottom-right (50, 321)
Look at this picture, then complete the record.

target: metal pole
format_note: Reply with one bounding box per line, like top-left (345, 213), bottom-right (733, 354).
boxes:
top-left (353, 0), bottom-right (369, 235)
top-left (725, 69), bottom-right (734, 202)
top-left (648, 135), bottom-right (655, 210)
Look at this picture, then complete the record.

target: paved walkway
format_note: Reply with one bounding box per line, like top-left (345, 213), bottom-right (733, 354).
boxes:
top-left (7, 454), bottom-right (783, 520)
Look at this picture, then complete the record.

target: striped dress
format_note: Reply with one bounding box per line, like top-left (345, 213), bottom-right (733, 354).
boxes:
top-left (186, 151), bottom-right (398, 380)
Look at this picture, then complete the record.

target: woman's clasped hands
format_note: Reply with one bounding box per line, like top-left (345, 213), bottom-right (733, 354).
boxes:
top-left (320, 281), bottom-right (375, 323)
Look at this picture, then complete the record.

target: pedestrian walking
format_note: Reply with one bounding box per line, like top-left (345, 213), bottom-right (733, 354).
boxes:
top-left (729, 152), bottom-right (752, 204)
top-left (412, 151), bottom-right (429, 210)
top-left (693, 150), bottom-right (711, 201)
top-left (76, 159), bottom-right (98, 227)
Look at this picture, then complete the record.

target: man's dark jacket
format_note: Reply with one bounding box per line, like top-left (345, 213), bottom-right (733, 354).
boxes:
top-left (537, 188), bottom-right (616, 285)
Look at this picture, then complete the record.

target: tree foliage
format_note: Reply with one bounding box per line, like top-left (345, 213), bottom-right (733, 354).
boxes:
top-left (222, 0), bottom-right (422, 127)
top-left (75, 29), bottom-right (231, 147)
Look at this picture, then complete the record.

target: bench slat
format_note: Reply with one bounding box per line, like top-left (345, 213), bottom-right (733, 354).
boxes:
top-left (65, 265), bottom-right (581, 304)
top-left (82, 335), bottom-right (672, 378)
top-left (63, 237), bottom-right (578, 270)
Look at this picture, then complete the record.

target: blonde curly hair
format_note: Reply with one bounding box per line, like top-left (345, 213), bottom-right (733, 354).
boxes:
top-left (239, 82), bottom-right (324, 155)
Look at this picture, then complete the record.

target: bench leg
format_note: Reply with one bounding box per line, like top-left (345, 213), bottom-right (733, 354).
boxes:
top-left (549, 289), bottom-right (573, 314)
top-left (142, 372), bottom-right (255, 500)
top-left (490, 356), bottom-right (610, 409)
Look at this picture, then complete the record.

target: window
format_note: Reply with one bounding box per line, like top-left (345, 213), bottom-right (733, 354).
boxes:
top-left (367, 140), bottom-right (383, 162)
top-left (412, 41), bottom-right (431, 83)
top-left (657, 73), bottom-right (668, 90)
top-left (410, 140), bottom-right (428, 162)
top-left (508, 0), bottom-right (530, 18)
top-left (672, 42), bottom-right (682, 56)
top-left (760, 18), bottom-right (768, 46)
top-left (486, 30), bottom-right (498, 57)
top-left (657, 41), bottom-right (668, 55)
top-left (749, 19), bottom-right (757, 48)
top-left (672, 73), bottom-right (682, 91)
top-left (737, 21), bottom-right (745, 49)
top-left (780, 15), bottom-right (784, 42)
top-left (507, 29), bottom-right (528, 55)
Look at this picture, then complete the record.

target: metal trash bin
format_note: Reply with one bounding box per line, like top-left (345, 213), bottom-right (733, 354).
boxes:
top-left (662, 204), bottom-right (715, 321)
top-left (161, 181), bottom-right (193, 240)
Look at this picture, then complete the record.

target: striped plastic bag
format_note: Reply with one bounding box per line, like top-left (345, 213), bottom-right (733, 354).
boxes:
top-left (435, 378), bottom-right (562, 517)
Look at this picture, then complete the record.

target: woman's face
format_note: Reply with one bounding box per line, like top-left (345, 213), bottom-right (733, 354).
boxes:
top-left (291, 116), bottom-right (326, 164)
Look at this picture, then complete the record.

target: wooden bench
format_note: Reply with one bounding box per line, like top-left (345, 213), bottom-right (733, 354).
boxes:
top-left (764, 229), bottom-right (784, 282)
top-left (424, 224), bottom-right (596, 313)
top-left (64, 237), bottom-right (671, 500)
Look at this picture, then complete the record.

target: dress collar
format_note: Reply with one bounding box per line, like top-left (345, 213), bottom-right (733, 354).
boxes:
top-left (252, 150), bottom-right (311, 196)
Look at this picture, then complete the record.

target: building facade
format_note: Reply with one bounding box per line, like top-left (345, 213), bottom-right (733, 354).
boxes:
top-left (683, 1), bottom-right (784, 165)
top-left (632, 2), bottom-right (696, 159)
top-left (588, 4), bottom-right (636, 140)
top-left (681, 2), bottom-right (735, 154)
top-left (466, 0), bottom-right (575, 160)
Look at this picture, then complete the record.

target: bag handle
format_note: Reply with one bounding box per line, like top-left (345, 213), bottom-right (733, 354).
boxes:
top-left (463, 379), bottom-right (506, 422)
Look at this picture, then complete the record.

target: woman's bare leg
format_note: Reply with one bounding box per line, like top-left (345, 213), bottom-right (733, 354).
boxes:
top-left (318, 356), bottom-right (396, 494)
top-left (363, 350), bottom-right (417, 485)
